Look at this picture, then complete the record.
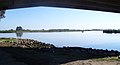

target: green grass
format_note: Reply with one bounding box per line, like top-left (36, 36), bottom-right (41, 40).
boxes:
top-left (109, 57), bottom-right (120, 61)
top-left (0, 38), bottom-right (16, 42)
top-left (91, 57), bottom-right (120, 61)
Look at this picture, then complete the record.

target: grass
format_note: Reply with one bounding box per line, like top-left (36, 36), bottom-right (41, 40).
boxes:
top-left (0, 38), bottom-right (16, 42)
top-left (91, 57), bottom-right (120, 61)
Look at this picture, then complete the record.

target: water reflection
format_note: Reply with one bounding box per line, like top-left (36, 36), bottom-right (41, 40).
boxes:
top-left (1, 31), bottom-right (120, 51)
top-left (16, 32), bottom-right (23, 38)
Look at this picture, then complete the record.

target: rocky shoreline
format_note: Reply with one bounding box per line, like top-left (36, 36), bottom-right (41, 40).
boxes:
top-left (0, 38), bottom-right (120, 65)
top-left (0, 38), bottom-right (55, 48)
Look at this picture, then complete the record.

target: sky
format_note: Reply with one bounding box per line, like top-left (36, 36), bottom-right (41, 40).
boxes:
top-left (1, 6), bottom-right (120, 30)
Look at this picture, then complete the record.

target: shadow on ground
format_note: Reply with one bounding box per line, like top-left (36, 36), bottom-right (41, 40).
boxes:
top-left (0, 47), bottom-right (119, 65)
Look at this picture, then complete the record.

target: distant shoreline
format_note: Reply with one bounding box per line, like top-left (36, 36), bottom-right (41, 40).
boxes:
top-left (0, 29), bottom-right (103, 33)
top-left (1, 29), bottom-right (120, 34)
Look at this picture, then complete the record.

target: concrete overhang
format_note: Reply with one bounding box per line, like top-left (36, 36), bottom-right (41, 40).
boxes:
top-left (0, 0), bottom-right (120, 13)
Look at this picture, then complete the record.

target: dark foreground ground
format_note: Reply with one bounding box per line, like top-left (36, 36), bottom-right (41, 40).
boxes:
top-left (0, 38), bottom-right (120, 65)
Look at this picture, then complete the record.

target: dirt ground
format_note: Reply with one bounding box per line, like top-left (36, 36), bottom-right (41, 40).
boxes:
top-left (61, 60), bottom-right (120, 65)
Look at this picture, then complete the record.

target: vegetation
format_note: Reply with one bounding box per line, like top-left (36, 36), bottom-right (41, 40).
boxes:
top-left (0, 38), bottom-right (16, 42)
top-left (0, 38), bottom-right (55, 48)
top-left (91, 57), bottom-right (120, 61)
top-left (0, 29), bottom-right (80, 33)
top-left (103, 30), bottom-right (120, 33)
top-left (0, 29), bottom-right (103, 33)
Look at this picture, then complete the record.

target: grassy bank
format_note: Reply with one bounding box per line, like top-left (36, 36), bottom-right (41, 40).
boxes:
top-left (91, 57), bottom-right (120, 61)
top-left (0, 38), bottom-right (16, 42)
top-left (0, 38), bottom-right (120, 65)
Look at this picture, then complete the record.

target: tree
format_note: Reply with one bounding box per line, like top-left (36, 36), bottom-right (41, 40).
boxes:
top-left (0, 10), bottom-right (5, 21)
top-left (16, 26), bottom-right (23, 31)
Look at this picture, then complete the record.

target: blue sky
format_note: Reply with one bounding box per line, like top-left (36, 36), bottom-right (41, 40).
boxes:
top-left (1, 6), bottom-right (120, 30)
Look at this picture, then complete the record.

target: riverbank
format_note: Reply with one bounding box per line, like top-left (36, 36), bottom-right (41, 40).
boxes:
top-left (0, 38), bottom-right (55, 48)
top-left (0, 38), bottom-right (120, 65)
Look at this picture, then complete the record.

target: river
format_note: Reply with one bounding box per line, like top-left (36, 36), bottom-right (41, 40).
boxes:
top-left (0, 31), bottom-right (120, 51)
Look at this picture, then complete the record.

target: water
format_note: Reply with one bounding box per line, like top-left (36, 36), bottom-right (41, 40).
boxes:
top-left (0, 31), bottom-right (120, 51)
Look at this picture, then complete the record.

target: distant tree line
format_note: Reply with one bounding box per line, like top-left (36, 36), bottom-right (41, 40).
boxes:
top-left (0, 28), bottom-right (105, 33)
top-left (0, 29), bottom-right (83, 33)
top-left (103, 30), bottom-right (120, 33)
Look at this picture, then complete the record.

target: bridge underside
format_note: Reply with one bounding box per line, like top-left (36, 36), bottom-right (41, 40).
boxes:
top-left (0, 0), bottom-right (120, 13)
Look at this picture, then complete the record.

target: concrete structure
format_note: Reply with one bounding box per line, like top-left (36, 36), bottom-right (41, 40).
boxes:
top-left (0, 0), bottom-right (120, 13)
